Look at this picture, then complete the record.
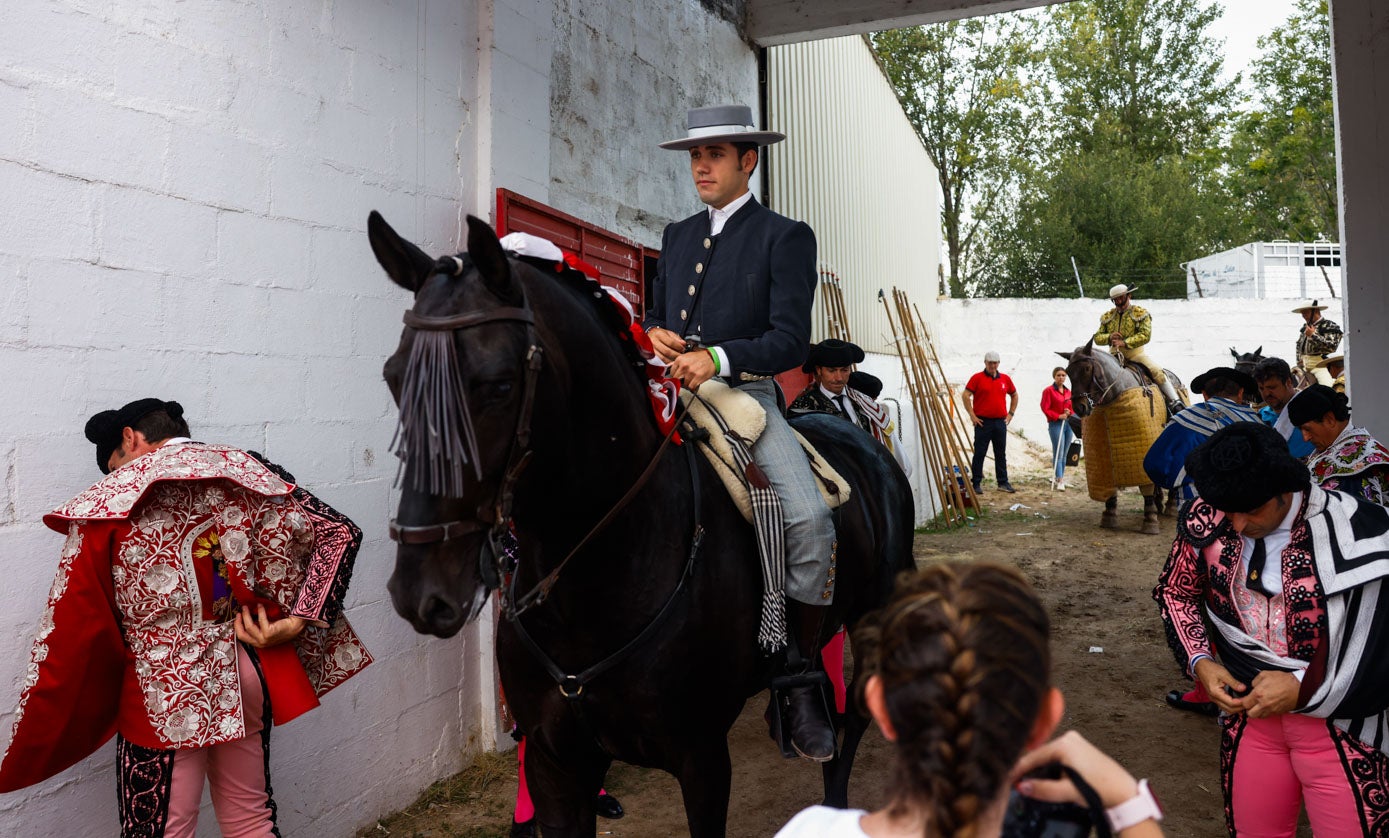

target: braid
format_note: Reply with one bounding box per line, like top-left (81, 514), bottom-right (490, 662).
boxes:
top-left (855, 563), bottom-right (1050, 838)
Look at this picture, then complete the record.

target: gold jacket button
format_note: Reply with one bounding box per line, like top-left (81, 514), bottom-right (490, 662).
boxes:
top-left (695, 263), bottom-right (704, 274)
top-left (679, 310), bottom-right (688, 321)
top-left (703, 238), bottom-right (711, 249)
top-left (688, 285), bottom-right (696, 296)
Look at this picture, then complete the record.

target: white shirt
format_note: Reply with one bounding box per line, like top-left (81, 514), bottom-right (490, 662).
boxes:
top-left (1189, 491), bottom-right (1306, 678)
top-left (775, 806), bottom-right (871, 838)
top-left (702, 190), bottom-right (753, 377)
top-left (821, 385), bottom-right (858, 424)
top-left (1239, 491), bottom-right (1303, 598)
top-left (707, 190), bottom-right (753, 236)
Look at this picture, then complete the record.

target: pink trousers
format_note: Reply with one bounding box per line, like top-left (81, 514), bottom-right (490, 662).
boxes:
top-left (118, 645), bottom-right (278, 838)
top-left (1224, 713), bottom-right (1359, 837)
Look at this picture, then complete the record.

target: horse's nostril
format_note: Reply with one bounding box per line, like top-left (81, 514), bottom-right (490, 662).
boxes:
top-left (422, 596), bottom-right (460, 631)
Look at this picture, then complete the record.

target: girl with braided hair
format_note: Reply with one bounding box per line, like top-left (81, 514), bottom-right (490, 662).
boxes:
top-left (778, 563), bottom-right (1163, 837)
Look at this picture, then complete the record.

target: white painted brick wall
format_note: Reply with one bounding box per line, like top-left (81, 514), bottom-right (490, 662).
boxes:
top-left (928, 298), bottom-right (1345, 450)
top-left (544, 0), bottom-right (758, 246)
top-left (0, 0), bottom-right (764, 833)
top-left (0, 1), bottom-right (483, 835)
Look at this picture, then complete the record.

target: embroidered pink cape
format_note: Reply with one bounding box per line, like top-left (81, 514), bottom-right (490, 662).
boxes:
top-left (0, 443), bottom-right (371, 792)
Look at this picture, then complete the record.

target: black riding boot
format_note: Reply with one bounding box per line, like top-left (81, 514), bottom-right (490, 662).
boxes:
top-left (783, 601), bottom-right (836, 762)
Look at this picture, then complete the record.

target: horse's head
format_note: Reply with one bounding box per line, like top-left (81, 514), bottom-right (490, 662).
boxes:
top-left (1057, 344), bottom-right (1114, 418)
top-left (369, 211), bottom-right (542, 637)
top-left (1231, 345), bottom-right (1264, 377)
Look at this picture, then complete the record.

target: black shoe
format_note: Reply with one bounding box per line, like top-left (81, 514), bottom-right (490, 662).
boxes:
top-left (1165, 689), bottom-right (1219, 717)
top-left (596, 791), bottom-right (625, 820)
top-left (999, 483), bottom-right (1016, 493)
top-left (972, 484), bottom-right (984, 494)
top-left (510, 819), bottom-right (537, 838)
top-left (787, 684), bottom-right (836, 762)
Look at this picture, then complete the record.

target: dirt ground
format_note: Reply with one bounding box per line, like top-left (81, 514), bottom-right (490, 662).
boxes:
top-left (359, 438), bottom-right (1270, 838)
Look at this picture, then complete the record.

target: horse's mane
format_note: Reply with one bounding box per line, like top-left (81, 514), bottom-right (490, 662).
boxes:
top-left (510, 253), bottom-right (652, 382)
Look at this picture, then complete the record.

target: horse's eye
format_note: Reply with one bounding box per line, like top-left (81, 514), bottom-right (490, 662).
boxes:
top-left (479, 380), bottom-right (514, 401)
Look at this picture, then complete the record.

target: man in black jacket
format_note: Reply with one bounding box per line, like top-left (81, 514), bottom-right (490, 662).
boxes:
top-left (645, 104), bottom-right (836, 762)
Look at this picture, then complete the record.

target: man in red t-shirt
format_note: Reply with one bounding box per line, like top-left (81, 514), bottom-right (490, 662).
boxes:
top-left (963, 351), bottom-right (1019, 493)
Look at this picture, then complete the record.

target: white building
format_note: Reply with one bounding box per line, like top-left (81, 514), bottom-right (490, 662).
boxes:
top-left (1183, 240), bottom-right (1343, 300)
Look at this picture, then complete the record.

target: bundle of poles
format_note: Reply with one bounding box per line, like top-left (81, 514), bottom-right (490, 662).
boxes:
top-left (880, 287), bottom-right (979, 526)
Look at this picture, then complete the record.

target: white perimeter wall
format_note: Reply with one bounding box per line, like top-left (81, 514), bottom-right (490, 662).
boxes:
top-left (0, 2), bottom-right (481, 835)
top-left (928, 298), bottom-right (1342, 448)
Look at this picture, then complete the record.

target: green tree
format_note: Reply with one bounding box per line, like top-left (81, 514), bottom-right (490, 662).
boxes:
top-left (984, 147), bottom-right (1230, 297)
top-left (986, 0), bottom-right (1239, 298)
top-left (1226, 0), bottom-right (1336, 241)
top-left (871, 19), bottom-right (1042, 297)
top-left (1044, 0), bottom-right (1236, 159)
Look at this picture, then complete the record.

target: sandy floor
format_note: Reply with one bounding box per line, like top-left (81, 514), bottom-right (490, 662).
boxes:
top-left (358, 438), bottom-right (1301, 838)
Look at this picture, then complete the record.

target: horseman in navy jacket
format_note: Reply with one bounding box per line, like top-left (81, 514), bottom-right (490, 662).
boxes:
top-left (645, 104), bottom-right (836, 763)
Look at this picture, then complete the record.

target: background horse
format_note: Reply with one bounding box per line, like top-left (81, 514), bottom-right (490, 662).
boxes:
top-left (1060, 344), bottom-right (1184, 533)
top-left (1231, 345), bottom-right (1316, 394)
top-left (367, 212), bottom-right (915, 838)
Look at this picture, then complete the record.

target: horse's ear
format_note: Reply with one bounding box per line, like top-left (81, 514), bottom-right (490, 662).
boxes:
top-left (1056, 351), bottom-right (1072, 361)
top-left (466, 215), bottom-right (520, 305)
top-left (1255, 346), bottom-right (1263, 356)
top-left (368, 210), bottom-right (435, 293)
top-left (1229, 347), bottom-right (1238, 359)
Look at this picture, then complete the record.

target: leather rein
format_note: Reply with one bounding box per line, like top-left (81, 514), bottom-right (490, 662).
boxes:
top-left (386, 283), bottom-right (690, 622)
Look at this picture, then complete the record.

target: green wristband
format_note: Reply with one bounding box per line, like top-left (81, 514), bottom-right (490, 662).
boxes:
top-left (707, 347), bottom-right (720, 375)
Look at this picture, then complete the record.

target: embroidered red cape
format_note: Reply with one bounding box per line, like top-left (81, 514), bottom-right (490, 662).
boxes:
top-left (0, 443), bottom-right (370, 792)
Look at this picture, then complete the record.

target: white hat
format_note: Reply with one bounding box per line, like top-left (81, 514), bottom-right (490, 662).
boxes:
top-left (1108, 284), bottom-right (1138, 299)
top-left (659, 104), bottom-right (786, 151)
top-left (984, 350), bottom-right (1001, 362)
top-left (1291, 299), bottom-right (1329, 313)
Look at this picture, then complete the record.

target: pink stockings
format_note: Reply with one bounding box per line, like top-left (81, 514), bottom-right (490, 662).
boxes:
top-left (118, 645), bottom-right (278, 838)
top-left (1223, 713), bottom-right (1359, 837)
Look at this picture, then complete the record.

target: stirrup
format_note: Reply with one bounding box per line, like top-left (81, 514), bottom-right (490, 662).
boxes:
top-left (766, 669), bottom-right (834, 760)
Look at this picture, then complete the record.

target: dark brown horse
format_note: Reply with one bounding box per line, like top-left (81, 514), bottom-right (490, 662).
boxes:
top-left (367, 212), bottom-right (915, 837)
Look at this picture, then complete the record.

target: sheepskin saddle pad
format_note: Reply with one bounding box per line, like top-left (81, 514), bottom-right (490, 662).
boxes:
top-left (679, 379), bottom-right (851, 524)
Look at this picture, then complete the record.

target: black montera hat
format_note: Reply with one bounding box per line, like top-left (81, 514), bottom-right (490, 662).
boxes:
top-left (85, 398), bottom-right (184, 474)
top-left (1190, 367), bottom-right (1257, 398)
top-left (802, 339), bottom-right (866, 373)
top-left (1287, 384), bottom-right (1349, 427)
top-left (848, 371), bottom-right (884, 399)
top-left (1186, 422), bottom-right (1310, 513)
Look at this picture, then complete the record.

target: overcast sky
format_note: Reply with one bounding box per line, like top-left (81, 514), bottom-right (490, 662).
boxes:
top-left (1210, 0), bottom-right (1300, 89)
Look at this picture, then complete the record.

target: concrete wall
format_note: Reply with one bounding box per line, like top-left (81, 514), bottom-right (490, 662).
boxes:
top-left (927, 298), bottom-right (1338, 448)
top-left (0, 0), bottom-right (761, 833)
top-left (0, 1), bottom-right (480, 834)
top-left (545, 0), bottom-right (758, 245)
top-left (1330, 0), bottom-right (1388, 426)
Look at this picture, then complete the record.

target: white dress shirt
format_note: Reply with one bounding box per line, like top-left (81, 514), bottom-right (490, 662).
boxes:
top-left (703, 190), bottom-right (753, 377)
top-left (822, 385), bottom-right (857, 424)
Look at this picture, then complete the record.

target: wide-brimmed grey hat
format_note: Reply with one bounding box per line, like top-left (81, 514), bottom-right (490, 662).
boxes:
top-left (659, 104), bottom-right (786, 151)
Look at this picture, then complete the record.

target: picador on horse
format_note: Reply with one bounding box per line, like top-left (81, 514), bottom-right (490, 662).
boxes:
top-left (646, 104), bottom-right (840, 762)
top-left (1093, 283), bottom-right (1183, 417)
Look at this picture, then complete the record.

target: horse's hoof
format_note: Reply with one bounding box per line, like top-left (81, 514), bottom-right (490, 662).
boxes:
top-left (1100, 514), bottom-right (1118, 529)
top-left (596, 791), bottom-right (625, 820)
top-left (1142, 518), bottom-right (1161, 535)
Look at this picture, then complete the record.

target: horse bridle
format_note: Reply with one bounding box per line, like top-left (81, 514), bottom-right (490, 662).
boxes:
top-left (386, 274), bottom-right (688, 620)
top-left (386, 299), bottom-right (544, 596)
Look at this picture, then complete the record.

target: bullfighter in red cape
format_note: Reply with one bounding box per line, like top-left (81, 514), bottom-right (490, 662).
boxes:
top-left (0, 399), bottom-right (371, 837)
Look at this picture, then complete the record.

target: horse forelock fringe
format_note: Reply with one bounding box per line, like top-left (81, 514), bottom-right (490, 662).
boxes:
top-left (391, 329), bottom-right (481, 497)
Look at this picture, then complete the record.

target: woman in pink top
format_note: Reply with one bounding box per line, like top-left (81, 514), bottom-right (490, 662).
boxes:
top-left (1041, 367), bottom-right (1075, 490)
